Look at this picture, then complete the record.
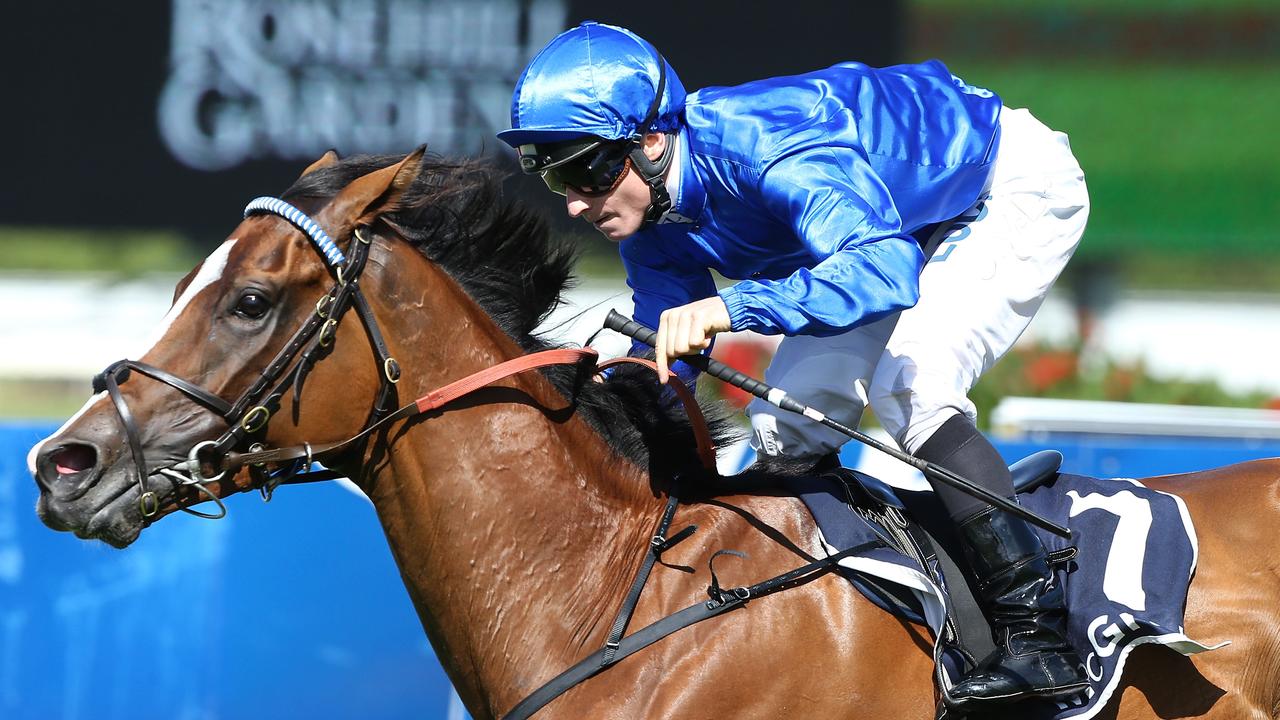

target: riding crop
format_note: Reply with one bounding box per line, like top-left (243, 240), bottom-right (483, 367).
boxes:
top-left (603, 310), bottom-right (1071, 539)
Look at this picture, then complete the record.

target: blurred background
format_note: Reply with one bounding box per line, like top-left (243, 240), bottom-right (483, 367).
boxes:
top-left (1, 1), bottom-right (1277, 718)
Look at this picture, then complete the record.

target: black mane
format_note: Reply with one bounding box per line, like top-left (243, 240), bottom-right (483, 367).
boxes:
top-left (282, 153), bottom-right (738, 477)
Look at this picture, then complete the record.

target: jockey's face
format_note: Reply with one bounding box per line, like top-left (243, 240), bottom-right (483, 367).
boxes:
top-left (566, 133), bottom-right (667, 242)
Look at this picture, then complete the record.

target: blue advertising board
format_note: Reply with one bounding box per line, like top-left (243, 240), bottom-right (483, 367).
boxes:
top-left (4, 420), bottom-right (1278, 719)
top-left (1, 421), bottom-right (462, 720)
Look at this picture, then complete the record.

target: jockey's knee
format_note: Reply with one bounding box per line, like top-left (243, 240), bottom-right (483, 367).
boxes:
top-left (868, 376), bottom-right (975, 455)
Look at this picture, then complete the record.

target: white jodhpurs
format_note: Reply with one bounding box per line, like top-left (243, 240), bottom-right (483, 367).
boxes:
top-left (749, 107), bottom-right (1089, 458)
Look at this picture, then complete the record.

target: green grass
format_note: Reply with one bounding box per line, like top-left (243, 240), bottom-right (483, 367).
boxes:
top-left (0, 227), bottom-right (200, 274)
top-left (925, 61), bottom-right (1280, 260)
top-left (0, 379), bottom-right (93, 420)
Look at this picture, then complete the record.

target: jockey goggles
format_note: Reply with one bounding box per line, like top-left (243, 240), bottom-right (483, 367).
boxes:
top-left (518, 139), bottom-right (633, 196)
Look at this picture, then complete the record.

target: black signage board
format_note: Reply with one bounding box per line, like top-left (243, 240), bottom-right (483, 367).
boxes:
top-left (1, 1), bottom-right (900, 239)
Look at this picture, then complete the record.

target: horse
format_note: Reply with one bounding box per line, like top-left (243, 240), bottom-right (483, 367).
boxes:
top-left (28, 149), bottom-right (1280, 719)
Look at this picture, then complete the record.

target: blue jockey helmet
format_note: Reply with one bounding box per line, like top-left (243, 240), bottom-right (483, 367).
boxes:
top-left (497, 21), bottom-right (687, 147)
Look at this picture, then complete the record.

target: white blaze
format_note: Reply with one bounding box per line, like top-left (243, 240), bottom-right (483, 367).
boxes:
top-left (133, 238), bottom-right (238, 358)
top-left (28, 239), bottom-right (239, 476)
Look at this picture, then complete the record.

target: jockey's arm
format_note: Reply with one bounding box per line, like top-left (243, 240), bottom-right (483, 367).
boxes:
top-left (718, 146), bottom-right (926, 337)
top-left (619, 236), bottom-right (719, 388)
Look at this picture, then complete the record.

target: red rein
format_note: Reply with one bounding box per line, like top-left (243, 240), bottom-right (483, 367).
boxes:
top-left (415, 348), bottom-right (716, 473)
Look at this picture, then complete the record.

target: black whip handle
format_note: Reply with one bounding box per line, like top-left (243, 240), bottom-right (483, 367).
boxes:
top-left (604, 310), bottom-right (801, 410)
top-left (604, 310), bottom-right (1072, 539)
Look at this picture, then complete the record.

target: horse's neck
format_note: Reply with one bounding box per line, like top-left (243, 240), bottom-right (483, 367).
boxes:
top-left (360, 260), bottom-right (655, 714)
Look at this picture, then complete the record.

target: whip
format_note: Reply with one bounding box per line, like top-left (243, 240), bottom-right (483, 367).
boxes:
top-left (604, 310), bottom-right (1071, 539)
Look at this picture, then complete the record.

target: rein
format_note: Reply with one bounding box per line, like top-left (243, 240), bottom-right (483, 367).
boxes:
top-left (90, 197), bottom-right (717, 521)
top-left (212, 354), bottom-right (717, 501)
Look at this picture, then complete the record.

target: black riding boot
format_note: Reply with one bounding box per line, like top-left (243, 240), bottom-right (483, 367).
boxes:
top-left (947, 506), bottom-right (1088, 708)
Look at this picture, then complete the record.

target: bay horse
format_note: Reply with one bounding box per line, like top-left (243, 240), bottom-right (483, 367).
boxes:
top-left (28, 149), bottom-right (1280, 719)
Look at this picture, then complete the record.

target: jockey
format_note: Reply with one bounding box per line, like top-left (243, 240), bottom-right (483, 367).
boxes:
top-left (498, 21), bottom-right (1089, 709)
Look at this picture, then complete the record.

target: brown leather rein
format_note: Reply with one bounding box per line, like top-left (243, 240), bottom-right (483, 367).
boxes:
top-left (162, 349), bottom-right (718, 517)
top-left (92, 195), bottom-right (716, 521)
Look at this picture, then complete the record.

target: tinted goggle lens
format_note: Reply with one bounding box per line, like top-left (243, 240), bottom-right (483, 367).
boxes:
top-left (537, 144), bottom-right (633, 197)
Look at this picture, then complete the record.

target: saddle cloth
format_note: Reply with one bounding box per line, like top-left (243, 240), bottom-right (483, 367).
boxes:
top-left (792, 467), bottom-right (1226, 719)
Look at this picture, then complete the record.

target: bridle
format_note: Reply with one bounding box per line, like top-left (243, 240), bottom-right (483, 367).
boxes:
top-left (90, 196), bottom-right (403, 520)
top-left (87, 196), bottom-right (718, 523)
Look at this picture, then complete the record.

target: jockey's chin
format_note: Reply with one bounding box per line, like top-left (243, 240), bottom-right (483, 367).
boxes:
top-left (565, 171), bottom-right (653, 243)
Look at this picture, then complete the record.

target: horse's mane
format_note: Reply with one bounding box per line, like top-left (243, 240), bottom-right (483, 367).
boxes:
top-left (282, 153), bottom-right (739, 477)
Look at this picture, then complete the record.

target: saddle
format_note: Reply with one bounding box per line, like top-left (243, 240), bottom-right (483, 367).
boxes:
top-left (804, 451), bottom-right (1070, 703)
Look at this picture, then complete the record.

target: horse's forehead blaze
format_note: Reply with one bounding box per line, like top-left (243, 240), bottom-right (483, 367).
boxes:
top-left (134, 238), bottom-right (239, 359)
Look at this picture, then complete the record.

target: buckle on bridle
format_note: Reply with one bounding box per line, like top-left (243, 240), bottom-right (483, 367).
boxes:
top-left (318, 319), bottom-right (339, 348)
top-left (315, 294), bottom-right (333, 319)
top-left (139, 491), bottom-right (159, 517)
top-left (241, 405), bottom-right (271, 433)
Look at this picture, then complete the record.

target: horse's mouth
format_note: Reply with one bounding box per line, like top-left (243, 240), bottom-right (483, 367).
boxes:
top-left (36, 477), bottom-right (146, 548)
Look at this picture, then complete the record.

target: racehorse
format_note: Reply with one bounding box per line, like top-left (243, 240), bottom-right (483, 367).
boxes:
top-left (28, 149), bottom-right (1280, 719)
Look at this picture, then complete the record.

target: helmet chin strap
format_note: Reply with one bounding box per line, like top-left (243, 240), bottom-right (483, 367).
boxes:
top-left (629, 133), bottom-right (675, 229)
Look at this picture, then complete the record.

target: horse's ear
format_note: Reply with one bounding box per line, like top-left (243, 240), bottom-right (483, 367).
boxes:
top-left (325, 145), bottom-right (426, 229)
top-left (299, 149), bottom-right (341, 179)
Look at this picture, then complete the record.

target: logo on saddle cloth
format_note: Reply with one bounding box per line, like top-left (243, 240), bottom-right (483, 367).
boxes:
top-left (798, 470), bottom-right (1226, 719)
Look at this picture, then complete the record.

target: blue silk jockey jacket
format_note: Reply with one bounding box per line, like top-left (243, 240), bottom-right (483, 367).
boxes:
top-left (623, 59), bottom-right (1003, 364)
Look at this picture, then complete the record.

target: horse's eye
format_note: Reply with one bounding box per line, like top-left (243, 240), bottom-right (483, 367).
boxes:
top-left (233, 291), bottom-right (272, 320)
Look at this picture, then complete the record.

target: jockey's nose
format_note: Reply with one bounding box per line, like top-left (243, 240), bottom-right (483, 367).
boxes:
top-left (565, 189), bottom-right (590, 219)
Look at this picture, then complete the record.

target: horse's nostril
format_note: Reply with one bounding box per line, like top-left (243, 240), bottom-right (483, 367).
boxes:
top-left (51, 444), bottom-right (97, 476)
top-left (36, 442), bottom-right (103, 500)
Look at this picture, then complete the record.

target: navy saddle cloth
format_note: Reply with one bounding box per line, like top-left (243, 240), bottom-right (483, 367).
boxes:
top-left (786, 451), bottom-right (1221, 719)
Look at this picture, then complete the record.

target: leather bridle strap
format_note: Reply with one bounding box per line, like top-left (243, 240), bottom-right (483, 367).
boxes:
top-left (207, 222), bottom-right (381, 459)
top-left (92, 359), bottom-right (238, 517)
top-left (93, 360), bottom-right (233, 416)
top-left (90, 206), bottom-right (392, 519)
top-left (222, 347), bottom-right (604, 472)
top-left (219, 350), bottom-right (720, 484)
top-left (96, 362), bottom-right (162, 517)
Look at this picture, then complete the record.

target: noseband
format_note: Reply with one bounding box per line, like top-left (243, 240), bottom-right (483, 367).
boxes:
top-left (91, 197), bottom-right (402, 520)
